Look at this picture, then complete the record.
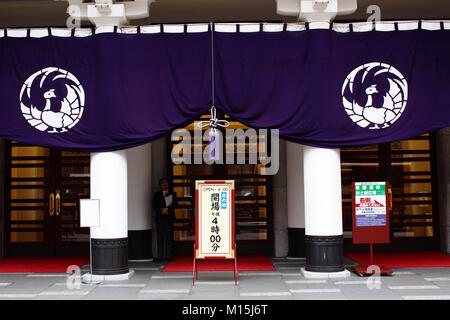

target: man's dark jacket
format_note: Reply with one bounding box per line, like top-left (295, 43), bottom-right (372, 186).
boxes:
top-left (152, 190), bottom-right (178, 222)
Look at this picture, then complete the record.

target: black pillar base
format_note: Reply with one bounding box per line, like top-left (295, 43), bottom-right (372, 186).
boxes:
top-left (91, 238), bottom-right (129, 275)
top-left (288, 228), bottom-right (306, 257)
top-left (128, 230), bottom-right (152, 260)
top-left (305, 235), bottom-right (344, 273)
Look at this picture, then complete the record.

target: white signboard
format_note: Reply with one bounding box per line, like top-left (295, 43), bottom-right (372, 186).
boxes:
top-left (80, 199), bottom-right (100, 228)
top-left (195, 180), bottom-right (235, 259)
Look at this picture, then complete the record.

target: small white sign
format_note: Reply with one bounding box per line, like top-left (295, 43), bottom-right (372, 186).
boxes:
top-left (80, 199), bottom-right (100, 227)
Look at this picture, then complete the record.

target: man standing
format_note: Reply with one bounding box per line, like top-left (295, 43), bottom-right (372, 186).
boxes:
top-left (153, 177), bottom-right (178, 262)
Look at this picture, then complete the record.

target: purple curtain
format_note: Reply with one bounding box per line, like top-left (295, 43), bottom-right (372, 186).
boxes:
top-left (214, 27), bottom-right (450, 147)
top-left (0, 25), bottom-right (450, 150)
top-left (0, 30), bottom-right (211, 150)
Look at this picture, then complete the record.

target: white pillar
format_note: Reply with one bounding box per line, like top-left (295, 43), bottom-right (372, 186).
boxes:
top-left (286, 142), bottom-right (306, 257)
top-left (82, 4), bottom-right (153, 280)
top-left (302, 146), bottom-right (348, 277)
top-left (90, 150), bottom-right (129, 276)
top-left (127, 143), bottom-right (152, 260)
top-left (304, 146), bottom-right (342, 236)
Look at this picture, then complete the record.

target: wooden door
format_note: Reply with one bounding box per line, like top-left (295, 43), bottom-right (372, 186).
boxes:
top-left (5, 141), bottom-right (89, 256)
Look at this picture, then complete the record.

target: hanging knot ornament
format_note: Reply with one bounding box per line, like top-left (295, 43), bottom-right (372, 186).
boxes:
top-left (196, 25), bottom-right (229, 162)
top-left (197, 106), bottom-right (229, 130)
top-left (197, 106), bottom-right (229, 161)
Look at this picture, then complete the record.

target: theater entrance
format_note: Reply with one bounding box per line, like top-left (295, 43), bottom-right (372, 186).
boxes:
top-left (4, 141), bottom-right (90, 256)
top-left (169, 113), bottom-right (274, 255)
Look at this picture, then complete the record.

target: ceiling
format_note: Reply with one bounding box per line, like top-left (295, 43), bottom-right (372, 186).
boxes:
top-left (0, 0), bottom-right (449, 28)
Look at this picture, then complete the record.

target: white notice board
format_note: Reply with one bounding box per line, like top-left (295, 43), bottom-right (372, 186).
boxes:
top-left (195, 180), bottom-right (235, 259)
top-left (80, 199), bottom-right (100, 228)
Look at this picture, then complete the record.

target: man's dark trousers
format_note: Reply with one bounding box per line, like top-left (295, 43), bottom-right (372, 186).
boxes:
top-left (155, 215), bottom-right (173, 259)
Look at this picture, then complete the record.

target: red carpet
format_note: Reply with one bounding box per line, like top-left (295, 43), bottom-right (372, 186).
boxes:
top-left (0, 257), bottom-right (89, 273)
top-left (162, 256), bottom-right (275, 272)
top-left (346, 251), bottom-right (450, 268)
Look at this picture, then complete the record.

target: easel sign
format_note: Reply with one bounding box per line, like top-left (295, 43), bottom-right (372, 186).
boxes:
top-left (194, 180), bottom-right (236, 285)
top-left (352, 181), bottom-right (393, 276)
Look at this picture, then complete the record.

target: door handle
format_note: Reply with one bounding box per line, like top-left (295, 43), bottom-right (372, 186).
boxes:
top-left (49, 193), bottom-right (55, 216)
top-left (55, 190), bottom-right (61, 216)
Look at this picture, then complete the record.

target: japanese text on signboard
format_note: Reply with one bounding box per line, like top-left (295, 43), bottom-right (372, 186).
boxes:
top-left (354, 182), bottom-right (387, 227)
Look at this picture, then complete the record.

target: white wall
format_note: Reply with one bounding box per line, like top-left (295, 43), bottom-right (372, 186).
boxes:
top-left (127, 143), bottom-right (152, 231)
top-left (286, 141), bottom-right (305, 229)
top-left (273, 139), bottom-right (288, 257)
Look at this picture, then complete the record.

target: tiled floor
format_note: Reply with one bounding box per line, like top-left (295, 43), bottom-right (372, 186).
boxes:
top-left (0, 257), bottom-right (449, 300)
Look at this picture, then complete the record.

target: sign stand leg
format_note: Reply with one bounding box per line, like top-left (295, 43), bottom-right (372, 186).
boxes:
top-left (352, 242), bottom-right (393, 276)
top-left (82, 229), bottom-right (101, 284)
top-left (192, 244), bottom-right (196, 286)
top-left (234, 248), bottom-right (237, 286)
top-left (90, 233), bottom-right (93, 280)
top-left (370, 243), bottom-right (373, 266)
